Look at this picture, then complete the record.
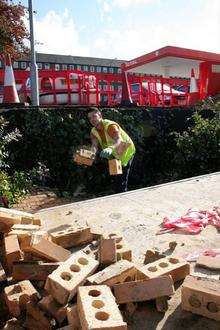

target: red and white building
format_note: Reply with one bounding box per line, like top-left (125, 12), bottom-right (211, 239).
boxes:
top-left (1, 45), bottom-right (220, 107)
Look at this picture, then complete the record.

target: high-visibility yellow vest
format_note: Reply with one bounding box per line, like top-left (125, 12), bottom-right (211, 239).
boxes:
top-left (91, 119), bottom-right (135, 166)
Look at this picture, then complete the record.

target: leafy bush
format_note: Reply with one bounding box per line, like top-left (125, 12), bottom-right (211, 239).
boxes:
top-left (2, 107), bottom-right (193, 196)
top-left (0, 116), bottom-right (32, 205)
top-left (174, 103), bottom-right (220, 178)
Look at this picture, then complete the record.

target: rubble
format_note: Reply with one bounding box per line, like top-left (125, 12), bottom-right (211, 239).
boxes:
top-left (182, 275), bottom-right (220, 321)
top-left (0, 206), bottom-right (220, 328)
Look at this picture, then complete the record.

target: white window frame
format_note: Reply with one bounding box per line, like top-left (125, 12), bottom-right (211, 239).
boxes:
top-left (77, 65), bottom-right (81, 71)
top-left (103, 67), bottom-right (108, 73)
top-left (109, 67), bottom-right (114, 74)
top-left (96, 66), bottom-right (102, 73)
top-left (20, 62), bottom-right (27, 69)
top-left (62, 64), bottom-right (68, 70)
top-left (44, 63), bottom-right (50, 70)
top-left (13, 61), bottom-right (19, 69)
top-left (83, 65), bottom-right (88, 71)
top-left (69, 64), bottom-right (75, 70)
top-left (90, 66), bottom-right (95, 72)
top-left (55, 64), bottom-right (60, 71)
top-left (37, 63), bottom-right (42, 70)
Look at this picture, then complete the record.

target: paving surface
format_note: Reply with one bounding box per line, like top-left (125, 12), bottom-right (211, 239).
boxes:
top-left (36, 172), bottom-right (220, 329)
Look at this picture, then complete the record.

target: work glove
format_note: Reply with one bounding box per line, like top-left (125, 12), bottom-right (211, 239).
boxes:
top-left (100, 147), bottom-right (113, 159)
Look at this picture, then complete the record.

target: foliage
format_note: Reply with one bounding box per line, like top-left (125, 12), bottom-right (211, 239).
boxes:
top-left (0, 0), bottom-right (29, 58)
top-left (1, 103), bottom-right (219, 201)
top-left (0, 170), bottom-right (31, 204)
top-left (174, 110), bottom-right (220, 178)
top-left (0, 116), bottom-right (32, 205)
top-left (2, 107), bottom-right (194, 197)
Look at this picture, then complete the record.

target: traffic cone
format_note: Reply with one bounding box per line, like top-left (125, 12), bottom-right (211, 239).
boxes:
top-left (188, 68), bottom-right (199, 105)
top-left (3, 54), bottom-right (20, 103)
top-left (120, 70), bottom-right (133, 106)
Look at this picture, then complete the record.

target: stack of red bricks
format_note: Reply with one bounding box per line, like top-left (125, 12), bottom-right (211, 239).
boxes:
top-left (0, 207), bottom-right (220, 329)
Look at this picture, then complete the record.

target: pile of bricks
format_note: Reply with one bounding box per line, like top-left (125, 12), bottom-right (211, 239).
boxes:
top-left (0, 207), bottom-right (220, 329)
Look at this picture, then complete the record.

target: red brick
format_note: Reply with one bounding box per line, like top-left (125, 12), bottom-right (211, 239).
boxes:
top-left (66, 303), bottom-right (80, 328)
top-left (4, 280), bottom-right (39, 317)
top-left (50, 226), bottom-right (93, 248)
top-left (45, 251), bottom-right (99, 305)
top-left (74, 154), bottom-right (93, 166)
top-left (140, 256), bottom-right (190, 282)
top-left (113, 276), bottom-right (174, 304)
top-left (30, 238), bottom-right (71, 262)
top-left (39, 295), bottom-right (67, 324)
top-left (108, 159), bottom-right (122, 175)
top-left (12, 261), bottom-right (60, 281)
top-left (99, 236), bottom-right (116, 266)
top-left (26, 301), bottom-right (55, 328)
top-left (0, 261), bottom-right (6, 282)
top-left (4, 235), bottom-right (23, 272)
top-left (182, 275), bottom-right (220, 321)
top-left (196, 255), bottom-right (220, 270)
top-left (78, 285), bottom-right (127, 329)
top-left (87, 260), bottom-right (136, 286)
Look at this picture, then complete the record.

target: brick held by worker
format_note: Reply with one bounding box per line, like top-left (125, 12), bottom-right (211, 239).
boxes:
top-left (87, 107), bottom-right (136, 193)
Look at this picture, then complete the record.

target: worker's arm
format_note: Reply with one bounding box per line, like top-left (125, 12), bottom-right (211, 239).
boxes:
top-left (90, 132), bottom-right (99, 154)
top-left (109, 128), bottom-right (122, 149)
top-left (100, 125), bottom-right (123, 158)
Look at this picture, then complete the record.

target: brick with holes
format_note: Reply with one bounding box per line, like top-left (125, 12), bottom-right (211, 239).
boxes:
top-left (113, 276), bottom-right (174, 304)
top-left (104, 233), bottom-right (130, 262)
top-left (87, 260), bottom-right (137, 286)
top-left (4, 235), bottom-right (23, 273)
top-left (45, 251), bottom-right (99, 305)
top-left (4, 280), bottom-right (39, 317)
top-left (83, 241), bottom-right (99, 260)
top-left (78, 285), bottom-right (127, 329)
top-left (140, 256), bottom-right (190, 282)
top-left (182, 275), bottom-right (220, 321)
top-left (50, 226), bottom-right (93, 249)
top-left (116, 239), bottom-right (132, 262)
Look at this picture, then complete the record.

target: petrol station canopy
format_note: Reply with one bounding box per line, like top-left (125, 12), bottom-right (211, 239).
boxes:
top-left (122, 46), bottom-right (220, 79)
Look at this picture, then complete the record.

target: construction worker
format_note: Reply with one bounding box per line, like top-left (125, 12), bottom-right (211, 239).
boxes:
top-left (87, 107), bottom-right (136, 193)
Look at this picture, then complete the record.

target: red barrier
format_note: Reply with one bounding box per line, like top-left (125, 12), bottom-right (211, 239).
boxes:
top-left (0, 69), bottom-right (190, 107)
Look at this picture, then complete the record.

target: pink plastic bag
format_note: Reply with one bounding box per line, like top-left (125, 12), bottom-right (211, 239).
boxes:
top-left (157, 206), bottom-right (220, 235)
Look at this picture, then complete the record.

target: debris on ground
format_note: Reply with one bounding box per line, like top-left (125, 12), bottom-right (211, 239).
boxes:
top-left (0, 206), bottom-right (220, 329)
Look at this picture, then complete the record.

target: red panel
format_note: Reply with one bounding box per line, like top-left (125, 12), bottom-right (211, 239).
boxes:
top-left (123, 46), bottom-right (220, 71)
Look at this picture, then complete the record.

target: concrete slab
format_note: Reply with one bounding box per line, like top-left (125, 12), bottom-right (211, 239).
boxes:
top-left (37, 172), bottom-right (220, 263)
top-left (36, 172), bottom-right (220, 329)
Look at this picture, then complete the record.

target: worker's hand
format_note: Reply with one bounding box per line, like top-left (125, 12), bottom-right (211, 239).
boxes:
top-left (100, 147), bottom-right (113, 158)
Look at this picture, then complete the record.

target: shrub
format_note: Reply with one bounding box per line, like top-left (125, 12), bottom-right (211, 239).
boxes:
top-left (0, 116), bottom-right (32, 205)
top-left (174, 98), bottom-right (220, 177)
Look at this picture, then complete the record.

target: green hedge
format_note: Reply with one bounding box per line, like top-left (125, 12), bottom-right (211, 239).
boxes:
top-left (1, 104), bottom-right (219, 198)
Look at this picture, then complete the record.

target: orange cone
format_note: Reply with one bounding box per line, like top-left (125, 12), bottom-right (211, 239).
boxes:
top-left (3, 54), bottom-right (20, 103)
top-left (188, 68), bottom-right (199, 105)
top-left (120, 70), bottom-right (133, 106)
